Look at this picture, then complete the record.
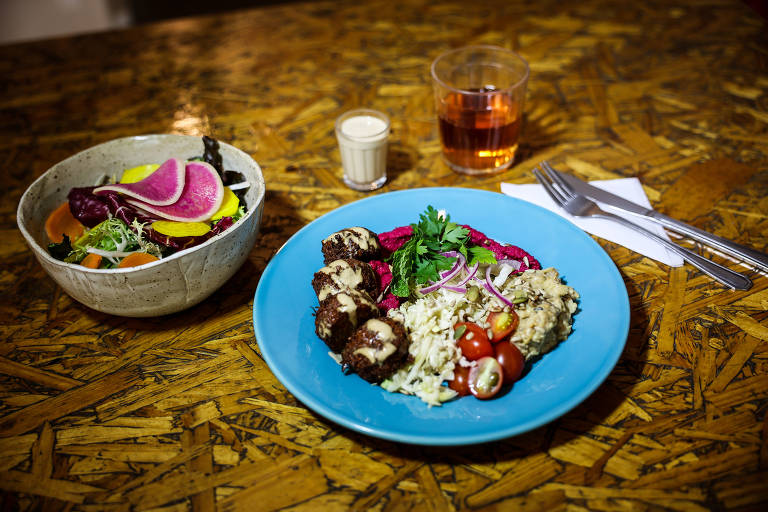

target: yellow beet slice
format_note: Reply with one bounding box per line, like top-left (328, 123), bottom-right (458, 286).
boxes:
top-left (120, 163), bottom-right (161, 184)
top-left (152, 220), bottom-right (211, 237)
top-left (211, 187), bottom-right (240, 220)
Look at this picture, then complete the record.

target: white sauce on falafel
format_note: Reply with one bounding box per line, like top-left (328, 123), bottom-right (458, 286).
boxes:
top-left (317, 259), bottom-right (366, 301)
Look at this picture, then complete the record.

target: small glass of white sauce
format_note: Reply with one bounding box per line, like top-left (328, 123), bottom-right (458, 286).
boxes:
top-left (335, 108), bottom-right (390, 191)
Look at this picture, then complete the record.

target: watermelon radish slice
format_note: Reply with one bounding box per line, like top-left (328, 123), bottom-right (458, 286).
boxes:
top-left (125, 161), bottom-right (224, 222)
top-left (94, 158), bottom-right (185, 206)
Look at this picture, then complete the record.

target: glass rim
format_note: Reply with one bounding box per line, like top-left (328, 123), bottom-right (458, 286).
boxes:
top-left (335, 108), bottom-right (390, 141)
top-left (430, 44), bottom-right (530, 95)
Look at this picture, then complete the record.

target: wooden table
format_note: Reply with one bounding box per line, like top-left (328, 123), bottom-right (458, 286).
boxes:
top-left (2, 0), bottom-right (767, 510)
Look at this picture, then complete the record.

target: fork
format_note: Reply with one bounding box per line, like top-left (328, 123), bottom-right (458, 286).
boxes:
top-left (533, 162), bottom-right (753, 291)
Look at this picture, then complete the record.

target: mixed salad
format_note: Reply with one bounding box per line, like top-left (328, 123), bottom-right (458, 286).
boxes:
top-left (315, 206), bottom-right (579, 406)
top-left (45, 136), bottom-right (248, 269)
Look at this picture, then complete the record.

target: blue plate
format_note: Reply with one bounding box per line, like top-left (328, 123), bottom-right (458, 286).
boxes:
top-left (252, 187), bottom-right (629, 445)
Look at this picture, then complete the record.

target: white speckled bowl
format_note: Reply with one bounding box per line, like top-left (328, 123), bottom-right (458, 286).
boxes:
top-left (17, 134), bottom-right (265, 317)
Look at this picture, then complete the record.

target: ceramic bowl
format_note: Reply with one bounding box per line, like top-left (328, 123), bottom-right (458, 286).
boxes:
top-left (17, 134), bottom-right (265, 317)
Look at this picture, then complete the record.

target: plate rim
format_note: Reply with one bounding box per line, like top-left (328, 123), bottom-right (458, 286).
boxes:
top-left (253, 187), bottom-right (630, 445)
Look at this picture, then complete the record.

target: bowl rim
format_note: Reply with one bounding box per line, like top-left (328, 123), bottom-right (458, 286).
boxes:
top-left (16, 134), bottom-right (266, 273)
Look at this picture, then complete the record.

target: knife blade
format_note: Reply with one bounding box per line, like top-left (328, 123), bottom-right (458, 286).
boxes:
top-left (557, 171), bottom-right (768, 273)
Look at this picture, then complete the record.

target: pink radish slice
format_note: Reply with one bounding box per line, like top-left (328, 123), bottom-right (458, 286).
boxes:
top-left (94, 158), bottom-right (185, 206)
top-left (125, 161), bottom-right (224, 222)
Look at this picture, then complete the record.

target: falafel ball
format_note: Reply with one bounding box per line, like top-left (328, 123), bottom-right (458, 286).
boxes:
top-left (315, 290), bottom-right (380, 353)
top-left (341, 317), bottom-right (410, 383)
top-left (322, 227), bottom-right (381, 264)
top-left (311, 258), bottom-right (379, 302)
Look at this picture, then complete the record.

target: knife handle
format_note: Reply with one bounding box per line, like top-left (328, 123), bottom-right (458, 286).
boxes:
top-left (647, 211), bottom-right (768, 273)
top-left (595, 212), bottom-right (753, 290)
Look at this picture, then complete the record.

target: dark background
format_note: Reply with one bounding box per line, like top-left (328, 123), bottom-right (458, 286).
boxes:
top-left (131, 0), bottom-right (768, 23)
top-left (129, 0), bottom-right (300, 24)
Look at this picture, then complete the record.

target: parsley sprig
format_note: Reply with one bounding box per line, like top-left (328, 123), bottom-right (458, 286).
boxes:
top-left (389, 206), bottom-right (496, 297)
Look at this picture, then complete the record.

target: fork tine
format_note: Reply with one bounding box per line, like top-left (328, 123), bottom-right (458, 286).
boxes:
top-left (533, 167), bottom-right (567, 208)
top-left (540, 161), bottom-right (576, 200)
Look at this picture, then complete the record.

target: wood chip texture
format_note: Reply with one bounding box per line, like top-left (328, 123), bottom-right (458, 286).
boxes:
top-left (1, 0), bottom-right (767, 510)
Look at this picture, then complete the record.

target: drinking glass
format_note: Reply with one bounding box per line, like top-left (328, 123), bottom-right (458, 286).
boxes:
top-left (335, 108), bottom-right (389, 191)
top-left (431, 45), bottom-right (529, 175)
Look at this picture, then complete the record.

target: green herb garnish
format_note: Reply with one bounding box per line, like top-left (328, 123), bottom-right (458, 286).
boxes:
top-left (389, 206), bottom-right (496, 298)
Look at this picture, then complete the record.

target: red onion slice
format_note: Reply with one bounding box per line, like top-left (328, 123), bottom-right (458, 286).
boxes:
top-left (437, 250), bottom-right (467, 278)
top-left (418, 252), bottom-right (466, 294)
top-left (457, 262), bottom-right (479, 286)
top-left (416, 253), bottom-right (521, 298)
top-left (484, 265), bottom-right (516, 308)
top-left (496, 259), bottom-right (522, 271)
top-left (490, 259), bottom-right (522, 287)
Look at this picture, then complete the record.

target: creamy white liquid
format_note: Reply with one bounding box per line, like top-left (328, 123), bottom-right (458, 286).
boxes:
top-left (336, 111), bottom-right (389, 191)
top-left (341, 115), bottom-right (388, 140)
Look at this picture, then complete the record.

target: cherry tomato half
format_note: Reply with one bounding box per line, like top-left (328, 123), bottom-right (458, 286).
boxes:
top-left (495, 341), bottom-right (524, 383)
top-left (468, 357), bottom-right (504, 399)
top-left (454, 322), bottom-right (493, 361)
top-left (448, 365), bottom-right (471, 397)
top-left (487, 310), bottom-right (519, 342)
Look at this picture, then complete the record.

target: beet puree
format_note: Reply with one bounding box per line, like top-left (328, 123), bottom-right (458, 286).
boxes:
top-left (368, 259), bottom-right (400, 312)
top-left (462, 225), bottom-right (541, 271)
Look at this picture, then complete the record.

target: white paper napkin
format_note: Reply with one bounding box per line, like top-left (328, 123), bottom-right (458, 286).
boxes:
top-left (500, 178), bottom-right (684, 267)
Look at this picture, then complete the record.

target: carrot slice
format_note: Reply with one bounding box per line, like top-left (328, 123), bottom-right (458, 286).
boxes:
top-left (80, 253), bottom-right (102, 269)
top-left (117, 252), bottom-right (159, 268)
top-left (45, 202), bottom-right (85, 243)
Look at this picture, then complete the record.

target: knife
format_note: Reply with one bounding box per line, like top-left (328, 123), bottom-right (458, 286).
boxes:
top-left (557, 171), bottom-right (768, 273)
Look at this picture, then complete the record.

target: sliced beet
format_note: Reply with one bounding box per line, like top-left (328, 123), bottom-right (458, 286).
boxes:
top-left (93, 158), bottom-right (185, 206)
top-left (125, 161), bottom-right (224, 222)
